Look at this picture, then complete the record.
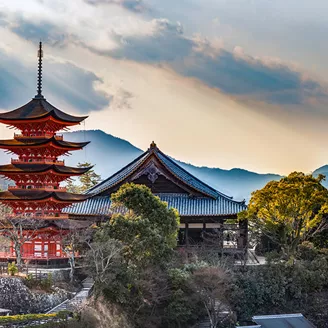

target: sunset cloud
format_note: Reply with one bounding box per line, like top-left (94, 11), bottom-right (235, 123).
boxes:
top-left (4, 11), bottom-right (326, 109)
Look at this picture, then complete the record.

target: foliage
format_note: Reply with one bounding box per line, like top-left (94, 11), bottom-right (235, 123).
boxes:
top-left (78, 162), bottom-right (101, 192)
top-left (0, 313), bottom-right (57, 324)
top-left (191, 266), bottom-right (236, 328)
top-left (84, 239), bottom-right (123, 286)
top-left (62, 227), bottom-right (93, 283)
top-left (102, 183), bottom-right (180, 267)
top-left (7, 261), bottom-right (18, 276)
top-left (296, 241), bottom-right (318, 261)
top-left (240, 172), bottom-right (328, 258)
top-left (24, 272), bottom-right (53, 291)
top-left (0, 205), bottom-right (44, 268)
top-left (232, 256), bottom-right (328, 327)
top-left (164, 267), bottom-right (201, 327)
top-left (66, 162), bottom-right (101, 193)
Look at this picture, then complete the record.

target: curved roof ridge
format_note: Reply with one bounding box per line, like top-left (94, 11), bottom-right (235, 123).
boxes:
top-left (155, 149), bottom-right (244, 202)
top-left (0, 190), bottom-right (90, 201)
top-left (0, 163), bottom-right (92, 174)
top-left (0, 137), bottom-right (90, 149)
top-left (85, 150), bottom-right (150, 194)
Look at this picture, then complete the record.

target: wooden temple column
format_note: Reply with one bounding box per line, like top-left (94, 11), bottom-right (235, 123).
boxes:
top-left (237, 219), bottom-right (248, 250)
top-left (185, 222), bottom-right (189, 247)
top-left (218, 220), bottom-right (224, 250)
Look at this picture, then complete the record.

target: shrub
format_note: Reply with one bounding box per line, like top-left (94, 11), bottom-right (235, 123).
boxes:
top-left (41, 272), bottom-right (53, 290)
top-left (24, 272), bottom-right (53, 291)
top-left (297, 241), bottom-right (318, 261)
top-left (7, 262), bottom-right (18, 276)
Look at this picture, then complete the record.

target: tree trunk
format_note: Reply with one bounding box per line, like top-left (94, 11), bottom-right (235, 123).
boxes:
top-left (14, 242), bottom-right (22, 270)
top-left (69, 254), bottom-right (75, 283)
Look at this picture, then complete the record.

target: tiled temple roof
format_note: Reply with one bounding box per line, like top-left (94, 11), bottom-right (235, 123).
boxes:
top-left (156, 151), bottom-right (227, 199)
top-left (86, 152), bottom-right (149, 195)
top-left (86, 143), bottom-right (234, 199)
top-left (65, 142), bottom-right (246, 217)
top-left (0, 163), bottom-right (92, 175)
top-left (0, 190), bottom-right (89, 202)
top-left (0, 98), bottom-right (88, 123)
top-left (0, 137), bottom-right (89, 149)
top-left (64, 193), bottom-right (246, 217)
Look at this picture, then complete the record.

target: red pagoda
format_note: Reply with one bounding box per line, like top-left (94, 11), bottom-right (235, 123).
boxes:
top-left (0, 42), bottom-right (91, 263)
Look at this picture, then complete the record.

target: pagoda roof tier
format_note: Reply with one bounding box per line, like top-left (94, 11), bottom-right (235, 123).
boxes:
top-left (0, 163), bottom-right (92, 175)
top-left (0, 190), bottom-right (89, 202)
top-left (0, 98), bottom-right (88, 125)
top-left (0, 137), bottom-right (89, 151)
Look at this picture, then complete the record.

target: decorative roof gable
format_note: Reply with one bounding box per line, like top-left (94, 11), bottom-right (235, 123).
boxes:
top-left (86, 142), bottom-right (244, 203)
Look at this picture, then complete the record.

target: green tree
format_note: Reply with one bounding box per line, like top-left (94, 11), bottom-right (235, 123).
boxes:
top-left (66, 179), bottom-right (82, 194)
top-left (240, 172), bottom-right (328, 258)
top-left (99, 183), bottom-right (180, 267)
top-left (66, 162), bottom-right (101, 193)
top-left (77, 162), bottom-right (101, 192)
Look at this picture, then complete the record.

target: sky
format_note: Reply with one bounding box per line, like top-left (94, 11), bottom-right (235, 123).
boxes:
top-left (0, 0), bottom-right (328, 175)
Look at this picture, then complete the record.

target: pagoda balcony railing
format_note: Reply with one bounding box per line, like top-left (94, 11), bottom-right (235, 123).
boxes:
top-left (11, 159), bottom-right (65, 165)
top-left (0, 252), bottom-right (79, 260)
top-left (14, 133), bottom-right (63, 140)
top-left (8, 186), bottom-right (67, 192)
top-left (7, 213), bottom-right (69, 220)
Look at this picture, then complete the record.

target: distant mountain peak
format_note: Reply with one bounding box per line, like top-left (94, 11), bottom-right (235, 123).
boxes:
top-left (0, 129), bottom-right (308, 199)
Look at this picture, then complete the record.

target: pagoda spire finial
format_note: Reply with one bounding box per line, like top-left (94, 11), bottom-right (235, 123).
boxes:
top-left (35, 41), bottom-right (44, 99)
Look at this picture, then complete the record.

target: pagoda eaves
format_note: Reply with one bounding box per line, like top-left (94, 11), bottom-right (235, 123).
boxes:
top-left (0, 98), bottom-right (88, 132)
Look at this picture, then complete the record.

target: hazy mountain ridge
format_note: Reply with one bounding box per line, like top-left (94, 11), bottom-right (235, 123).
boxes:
top-left (63, 130), bottom-right (283, 200)
top-left (4, 129), bottom-right (326, 200)
top-left (312, 165), bottom-right (328, 189)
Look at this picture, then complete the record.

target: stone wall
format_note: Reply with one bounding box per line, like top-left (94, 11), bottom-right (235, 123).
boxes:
top-left (0, 277), bottom-right (72, 314)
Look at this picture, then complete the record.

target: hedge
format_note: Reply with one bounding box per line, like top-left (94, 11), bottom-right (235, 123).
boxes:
top-left (0, 311), bottom-right (71, 325)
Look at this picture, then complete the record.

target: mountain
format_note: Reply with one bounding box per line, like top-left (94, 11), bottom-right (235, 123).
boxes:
top-left (62, 130), bottom-right (282, 201)
top-left (1, 129), bottom-right (327, 200)
top-left (62, 130), bottom-right (143, 177)
top-left (312, 166), bottom-right (328, 189)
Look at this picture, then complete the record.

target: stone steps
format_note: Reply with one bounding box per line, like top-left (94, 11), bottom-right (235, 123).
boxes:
top-left (46, 277), bottom-right (94, 314)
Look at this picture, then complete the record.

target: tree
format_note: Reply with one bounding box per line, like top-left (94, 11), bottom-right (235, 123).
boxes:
top-left (101, 183), bottom-right (180, 267)
top-left (84, 238), bottom-right (123, 285)
top-left (240, 172), bottom-right (328, 258)
top-left (192, 266), bottom-right (235, 328)
top-left (0, 205), bottom-right (43, 269)
top-left (61, 226), bottom-right (93, 283)
top-left (66, 162), bottom-right (101, 193)
top-left (66, 179), bottom-right (82, 194)
top-left (78, 162), bottom-right (101, 192)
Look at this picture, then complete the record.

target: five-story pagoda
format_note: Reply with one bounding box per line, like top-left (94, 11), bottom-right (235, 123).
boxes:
top-left (0, 43), bottom-right (91, 262)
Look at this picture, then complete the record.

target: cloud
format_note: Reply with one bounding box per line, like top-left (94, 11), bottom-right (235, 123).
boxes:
top-left (104, 20), bottom-right (328, 106)
top-left (44, 60), bottom-right (111, 112)
top-left (0, 49), bottom-right (111, 113)
top-left (3, 8), bottom-right (327, 108)
top-left (84, 0), bottom-right (146, 13)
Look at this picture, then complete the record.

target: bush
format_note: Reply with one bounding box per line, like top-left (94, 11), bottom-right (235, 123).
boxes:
top-left (24, 272), bottom-right (53, 291)
top-left (297, 242), bottom-right (318, 261)
top-left (0, 313), bottom-right (57, 325)
top-left (232, 257), bottom-right (328, 326)
top-left (7, 262), bottom-right (18, 276)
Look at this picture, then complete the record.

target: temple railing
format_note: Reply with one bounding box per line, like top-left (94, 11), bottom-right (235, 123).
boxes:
top-left (8, 186), bottom-right (67, 192)
top-left (0, 252), bottom-right (79, 260)
top-left (11, 159), bottom-right (65, 165)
